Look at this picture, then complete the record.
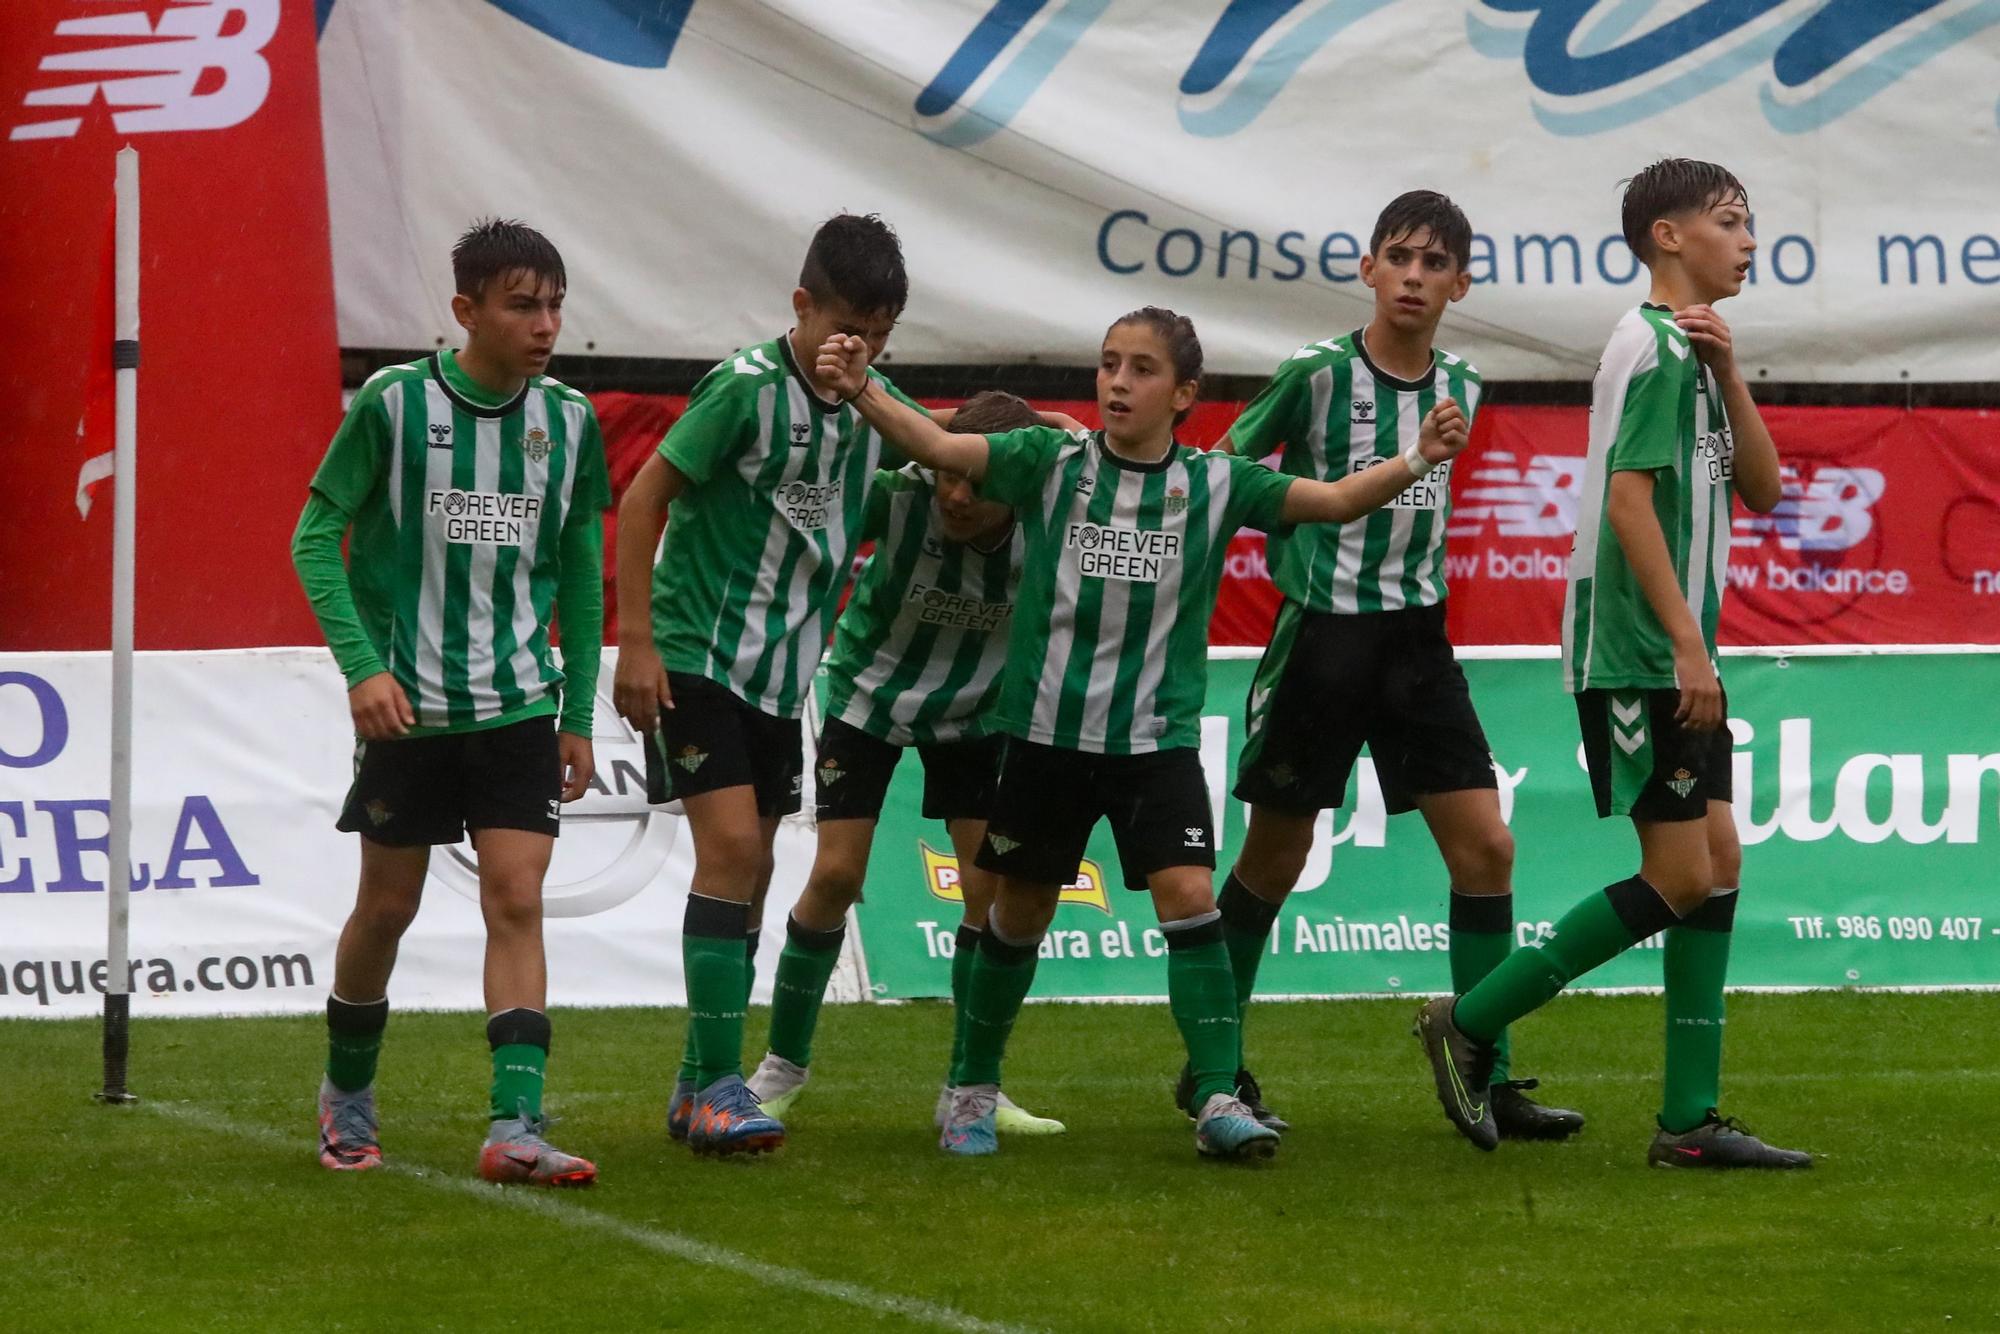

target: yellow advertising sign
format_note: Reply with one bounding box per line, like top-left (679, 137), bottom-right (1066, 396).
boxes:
top-left (919, 840), bottom-right (1112, 915)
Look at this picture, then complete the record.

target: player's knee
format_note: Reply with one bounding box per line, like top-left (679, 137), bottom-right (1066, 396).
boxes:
top-left (1237, 814), bottom-right (1313, 891)
top-left (351, 891), bottom-right (420, 941)
top-left (803, 860), bottom-right (865, 912)
top-left (1709, 843), bottom-right (1742, 890)
top-left (696, 826), bottom-right (769, 895)
top-left (1446, 823), bottom-right (1514, 891)
top-left (479, 876), bottom-right (544, 935)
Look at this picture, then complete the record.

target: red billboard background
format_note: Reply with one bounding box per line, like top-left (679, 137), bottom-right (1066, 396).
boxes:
top-left (1, 0), bottom-right (341, 651)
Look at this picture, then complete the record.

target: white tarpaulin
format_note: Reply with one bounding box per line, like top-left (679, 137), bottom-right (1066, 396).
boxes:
top-left (319, 0), bottom-right (2000, 381)
top-left (0, 650), bottom-right (835, 1018)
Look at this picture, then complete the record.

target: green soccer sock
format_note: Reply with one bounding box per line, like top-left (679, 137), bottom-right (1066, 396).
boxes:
top-left (487, 1008), bottom-right (551, 1122)
top-left (948, 923), bottom-right (982, 1082)
top-left (1661, 888), bottom-right (1737, 1133)
top-left (1454, 876), bottom-right (1680, 1044)
top-left (325, 994), bottom-right (388, 1093)
top-left (1449, 890), bottom-right (1516, 1084)
top-left (951, 926), bottom-right (1041, 1089)
top-left (766, 915), bottom-right (844, 1068)
top-left (1217, 871), bottom-right (1281, 1022)
top-left (1164, 913), bottom-right (1240, 1111)
top-left (677, 925), bottom-right (760, 1086)
top-left (683, 893), bottom-right (751, 1090)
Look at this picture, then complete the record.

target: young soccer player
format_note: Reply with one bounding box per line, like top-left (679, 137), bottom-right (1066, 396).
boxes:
top-left (745, 391), bottom-right (1060, 1138)
top-left (1213, 190), bottom-right (1579, 1140)
top-left (1416, 159), bottom-right (1810, 1168)
top-left (613, 214), bottom-right (927, 1158)
top-left (817, 306), bottom-right (1470, 1159)
top-left (292, 218), bottom-right (610, 1185)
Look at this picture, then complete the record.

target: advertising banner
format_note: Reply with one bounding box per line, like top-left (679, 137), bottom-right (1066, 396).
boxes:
top-left (319, 1), bottom-right (2000, 382)
top-left (0, 650), bottom-right (826, 1017)
top-left (850, 649), bottom-right (2000, 999)
top-left (2, 0), bottom-right (343, 650)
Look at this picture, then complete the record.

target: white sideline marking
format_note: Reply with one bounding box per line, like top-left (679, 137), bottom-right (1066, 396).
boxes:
top-left (149, 1103), bottom-right (1033, 1334)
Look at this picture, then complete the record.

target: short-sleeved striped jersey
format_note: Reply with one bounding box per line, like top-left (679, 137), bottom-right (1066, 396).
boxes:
top-left (1563, 305), bottom-right (1735, 692)
top-left (306, 351), bottom-right (610, 735)
top-left (650, 336), bottom-right (922, 720)
top-left (818, 466), bottom-right (1022, 747)
top-left (1230, 331), bottom-right (1482, 613)
top-left (978, 428), bottom-right (1294, 755)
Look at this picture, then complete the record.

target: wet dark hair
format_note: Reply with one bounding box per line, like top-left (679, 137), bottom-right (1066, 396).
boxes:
top-left (1106, 306), bottom-right (1202, 426)
top-left (1621, 158), bottom-right (1748, 262)
top-left (1369, 189), bottom-right (1473, 269)
top-left (950, 389), bottom-right (1039, 435)
top-left (452, 217), bottom-right (565, 300)
top-left (799, 213), bottom-right (908, 316)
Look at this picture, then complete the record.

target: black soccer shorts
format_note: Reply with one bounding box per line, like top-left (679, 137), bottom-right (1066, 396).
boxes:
top-left (812, 716), bottom-right (1005, 823)
top-left (1576, 685), bottom-right (1734, 822)
top-left (975, 738), bottom-right (1214, 891)
top-left (336, 714), bottom-right (562, 845)
top-left (643, 672), bottom-right (803, 817)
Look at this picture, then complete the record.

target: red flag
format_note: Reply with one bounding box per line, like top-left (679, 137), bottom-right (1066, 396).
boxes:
top-left (74, 203), bottom-right (115, 518)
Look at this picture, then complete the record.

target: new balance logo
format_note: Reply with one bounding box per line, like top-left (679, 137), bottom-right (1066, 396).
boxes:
top-left (11, 1), bottom-right (280, 141)
top-left (1611, 696), bottom-right (1645, 755)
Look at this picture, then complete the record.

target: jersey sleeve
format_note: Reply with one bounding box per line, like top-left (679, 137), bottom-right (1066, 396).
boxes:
top-left (1225, 451), bottom-right (1296, 532)
top-left (554, 403), bottom-right (610, 736)
top-left (1227, 358), bottom-right (1313, 461)
top-left (861, 467), bottom-right (917, 541)
top-left (980, 426), bottom-right (1077, 507)
top-left (570, 401), bottom-right (615, 514)
top-left (1607, 336), bottom-right (1681, 474)
top-left (308, 379), bottom-right (394, 515)
top-left (658, 360), bottom-right (753, 484)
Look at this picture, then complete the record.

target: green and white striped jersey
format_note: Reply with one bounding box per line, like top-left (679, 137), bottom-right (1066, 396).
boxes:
top-left (307, 350), bottom-right (611, 734)
top-left (651, 336), bottom-right (923, 720)
top-left (1563, 305), bottom-right (1735, 692)
top-left (818, 465), bottom-right (1022, 746)
top-left (979, 428), bottom-right (1293, 755)
top-left (1230, 330), bottom-right (1482, 613)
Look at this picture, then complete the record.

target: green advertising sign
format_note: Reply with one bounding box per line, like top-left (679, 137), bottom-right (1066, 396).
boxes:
top-left (848, 649), bottom-right (2000, 999)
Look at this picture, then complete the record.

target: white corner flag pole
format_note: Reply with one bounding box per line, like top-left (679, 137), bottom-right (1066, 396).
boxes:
top-left (98, 145), bottom-right (140, 1106)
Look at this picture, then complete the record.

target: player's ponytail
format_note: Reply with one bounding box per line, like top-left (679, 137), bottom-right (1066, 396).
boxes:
top-left (1108, 307), bottom-right (1203, 427)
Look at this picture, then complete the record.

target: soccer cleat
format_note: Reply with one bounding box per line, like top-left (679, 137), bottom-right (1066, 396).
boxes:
top-left (746, 1052), bottom-right (809, 1120)
top-left (1194, 1092), bottom-right (1280, 1161)
top-left (317, 1078), bottom-right (382, 1172)
top-left (686, 1074), bottom-right (786, 1157)
top-left (1415, 997), bottom-right (1499, 1151)
top-left (666, 1078), bottom-right (695, 1143)
top-left (477, 1114), bottom-right (597, 1187)
top-left (1492, 1078), bottom-right (1586, 1141)
top-left (934, 1084), bottom-right (1065, 1136)
top-left (939, 1084), bottom-right (999, 1156)
top-left (1647, 1112), bottom-right (1813, 1170)
top-left (1173, 1064), bottom-right (1289, 1133)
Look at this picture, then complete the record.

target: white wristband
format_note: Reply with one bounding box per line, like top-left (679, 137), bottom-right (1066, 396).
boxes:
top-left (1402, 438), bottom-right (1437, 480)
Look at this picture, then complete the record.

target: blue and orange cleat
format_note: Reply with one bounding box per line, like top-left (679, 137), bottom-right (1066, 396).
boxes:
top-left (317, 1077), bottom-right (382, 1172)
top-left (686, 1074), bottom-right (786, 1157)
top-left (666, 1077), bottom-right (696, 1142)
top-left (478, 1113), bottom-right (598, 1187)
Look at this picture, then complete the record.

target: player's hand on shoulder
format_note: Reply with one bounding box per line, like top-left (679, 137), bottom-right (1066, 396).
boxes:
top-left (1417, 396), bottom-right (1469, 464)
top-left (349, 671), bottom-right (414, 740)
top-left (813, 333), bottom-right (870, 401)
top-left (1672, 641), bottom-right (1724, 732)
top-left (1674, 304), bottom-right (1736, 376)
top-left (613, 641), bottom-right (672, 734)
top-left (558, 732), bottom-right (595, 803)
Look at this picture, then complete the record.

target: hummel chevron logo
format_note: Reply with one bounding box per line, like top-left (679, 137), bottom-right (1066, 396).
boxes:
top-left (1612, 696), bottom-right (1645, 754)
top-left (1248, 684), bottom-right (1272, 716)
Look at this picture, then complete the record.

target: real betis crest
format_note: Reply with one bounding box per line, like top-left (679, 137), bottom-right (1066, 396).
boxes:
top-left (987, 833), bottom-right (1021, 856)
top-left (1165, 485), bottom-right (1187, 514)
top-left (674, 745), bottom-right (708, 774)
top-left (522, 426), bottom-right (552, 462)
top-left (1666, 768), bottom-right (1697, 799)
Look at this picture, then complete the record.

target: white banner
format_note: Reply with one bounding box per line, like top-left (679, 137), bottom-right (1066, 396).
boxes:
top-left (0, 650), bottom-right (830, 1018)
top-left (319, 1), bottom-right (2000, 382)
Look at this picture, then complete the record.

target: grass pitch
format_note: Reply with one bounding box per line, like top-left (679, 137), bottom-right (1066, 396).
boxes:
top-left (7, 991), bottom-right (1998, 1332)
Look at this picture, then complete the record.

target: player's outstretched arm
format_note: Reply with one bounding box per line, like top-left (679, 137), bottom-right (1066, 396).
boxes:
top-left (1279, 397), bottom-right (1468, 525)
top-left (816, 334), bottom-right (992, 479)
top-left (612, 454), bottom-right (685, 734)
top-left (1675, 303), bottom-right (1780, 514)
top-left (1607, 469), bottom-right (1722, 731)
